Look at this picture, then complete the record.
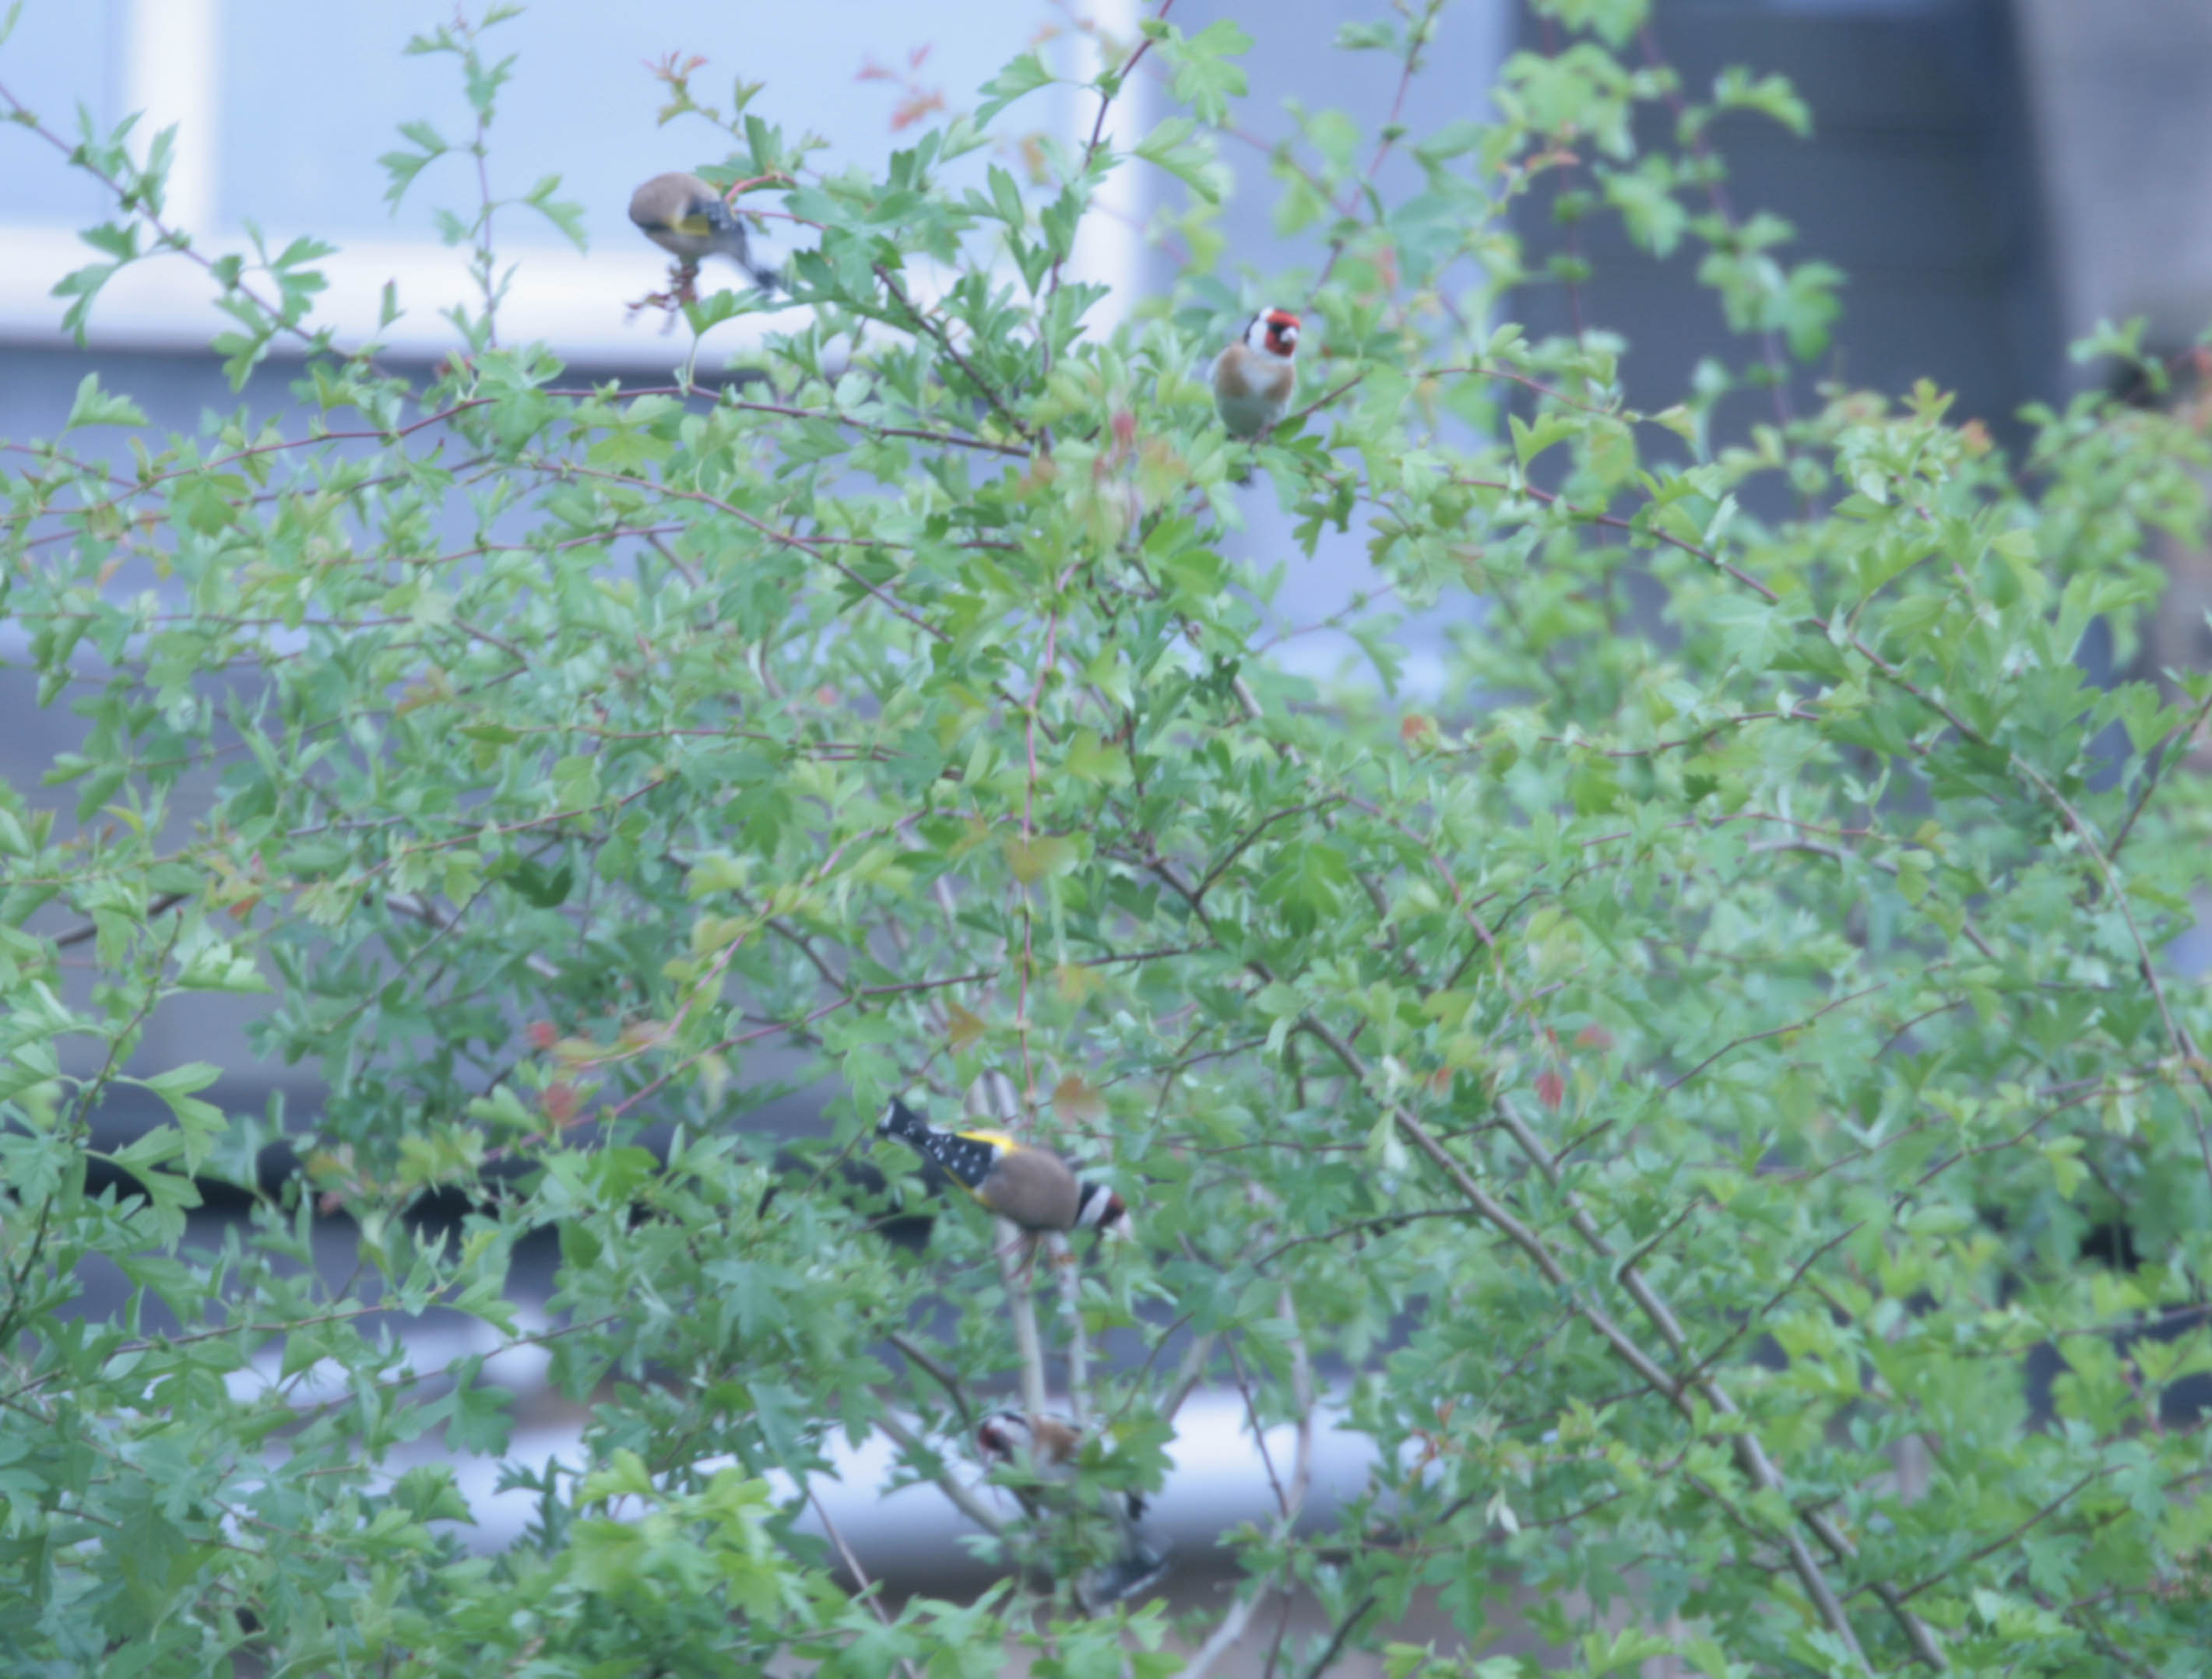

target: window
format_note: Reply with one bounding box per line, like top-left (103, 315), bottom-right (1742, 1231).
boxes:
top-left (0, 0), bottom-right (1142, 364)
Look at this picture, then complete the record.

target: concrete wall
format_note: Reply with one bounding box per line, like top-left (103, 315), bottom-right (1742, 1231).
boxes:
top-left (2017, 0), bottom-right (2212, 359)
top-left (1514, 0), bottom-right (2061, 446)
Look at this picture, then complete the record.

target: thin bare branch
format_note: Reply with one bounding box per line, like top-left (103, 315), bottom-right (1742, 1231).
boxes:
top-left (1049, 1232), bottom-right (1092, 1429)
top-left (1175, 1589), bottom-right (1261, 1679)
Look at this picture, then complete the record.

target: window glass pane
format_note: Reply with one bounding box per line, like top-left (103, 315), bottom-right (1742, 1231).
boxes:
top-left (0, 0), bottom-right (121, 223)
top-left (217, 0), bottom-right (1081, 251)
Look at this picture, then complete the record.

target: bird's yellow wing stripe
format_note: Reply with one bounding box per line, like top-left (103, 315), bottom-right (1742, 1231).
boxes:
top-left (953, 1129), bottom-right (1018, 1150)
top-left (670, 213), bottom-right (716, 238)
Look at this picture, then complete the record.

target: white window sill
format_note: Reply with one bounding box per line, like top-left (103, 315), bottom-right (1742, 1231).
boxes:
top-left (0, 223), bottom-right (786, 369)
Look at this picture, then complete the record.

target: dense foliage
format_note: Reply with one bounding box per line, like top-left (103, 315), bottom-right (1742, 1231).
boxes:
top-left (5, 0), bottom-right (2212, 1672)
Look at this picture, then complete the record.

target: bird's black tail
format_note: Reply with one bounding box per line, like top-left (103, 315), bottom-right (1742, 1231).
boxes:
top-left (697, 195), bottom-right (781, 294)
top-left (1083, 1537), bottom-right (1172, 1609)
top-left (879, 1098), bottom-right (934, 1148)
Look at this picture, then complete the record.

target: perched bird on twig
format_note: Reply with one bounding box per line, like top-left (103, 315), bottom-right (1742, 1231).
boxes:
top-left (1212, 306), bottom-right (1301, 439)
top-left (628, 170), bottom-right (782, 311)
top-left (977, 1410), bottom-right (1170, 1607)
top-left (877, 1098), bottom-right (1130, 1238)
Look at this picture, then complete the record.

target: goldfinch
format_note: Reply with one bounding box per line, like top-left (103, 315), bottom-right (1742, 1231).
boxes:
top-left (878, 1099), bottom-right (1130, 1238)
top-left (977, 1410), bottom-right (1169, 1606)
top-left (1211, 307), bottom-right (1300, 438)
top-left (628, 170), bottom-right (781, 295)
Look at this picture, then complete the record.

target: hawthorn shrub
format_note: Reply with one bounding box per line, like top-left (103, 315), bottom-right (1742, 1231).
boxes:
top-left (5, 1), bottom-right (2212, 1674)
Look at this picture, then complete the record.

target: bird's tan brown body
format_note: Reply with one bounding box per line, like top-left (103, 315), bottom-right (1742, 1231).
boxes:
top-left (981, 1413), bottom-right (1081, 1481)
top-left (629, 172), bottom-right (733, 263)
top-left (975, 1143), bottom-right (1081, 1230)
top-left (1211, 307), bottom-right (1300, 437)
top-left (1212, 342), bottom-right (1294, 409)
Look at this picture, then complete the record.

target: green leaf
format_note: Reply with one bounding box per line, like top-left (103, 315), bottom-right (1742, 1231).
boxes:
top-left (523, 173), bottom-right (589, 249)
top-left (1532, 0), bottom-right (1651, 47)
top-left (1135, 116), bottom-right (1219, 204)
top-left (62, 372), bottom-right (147, 430)
top-left (1713, 67), bottom-right (1812, 138)
top-left (1334, 21), bottom-right (1397, 51)
top-left (986, 164), bottom-right (1025, 229)
top-left (1162, 19), bottom-right (1252, 125)
top-left (1006, 834), bottom-right (1078, 883)
top-left (976, 51), bottom-right (1053, 125)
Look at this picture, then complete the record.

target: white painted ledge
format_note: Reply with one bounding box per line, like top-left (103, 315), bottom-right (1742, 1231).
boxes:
top-left (0, 223), bottom-right (788, 369)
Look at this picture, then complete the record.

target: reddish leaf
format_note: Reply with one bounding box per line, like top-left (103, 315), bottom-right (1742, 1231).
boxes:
top-left (1053, 1073), bottom-right (1106, 1123)
top-left (891, 90), bottom-right (947, 132)
top-left (946, 1003), bottom-right (986, 1051)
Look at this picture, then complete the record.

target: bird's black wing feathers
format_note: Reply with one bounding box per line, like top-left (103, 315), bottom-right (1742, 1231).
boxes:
top-left (878, 1100), bottom-right (998, 1193)
top-left (928, 1133), bottom-right (1001, 1191)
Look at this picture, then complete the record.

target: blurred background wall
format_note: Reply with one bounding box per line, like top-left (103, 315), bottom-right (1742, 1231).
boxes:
top-left (5, 0), bottom-right (2212, 1667)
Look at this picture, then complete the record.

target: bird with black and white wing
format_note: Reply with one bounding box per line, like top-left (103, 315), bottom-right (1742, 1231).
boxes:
top-left (877, 1098), bottom-right (1131, 1239)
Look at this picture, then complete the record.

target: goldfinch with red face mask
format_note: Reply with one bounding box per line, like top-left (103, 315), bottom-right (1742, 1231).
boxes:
top-left (976, 1410), bottom-right (1169, 1606)
top-left (1212, 307), bottom-right (1301, 438)
top-left (877, 1100), bottom-right (1131, 1238)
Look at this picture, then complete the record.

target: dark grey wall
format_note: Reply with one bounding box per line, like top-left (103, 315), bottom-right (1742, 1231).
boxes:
top-left (1511, 0), bottom-right (2062, 447)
